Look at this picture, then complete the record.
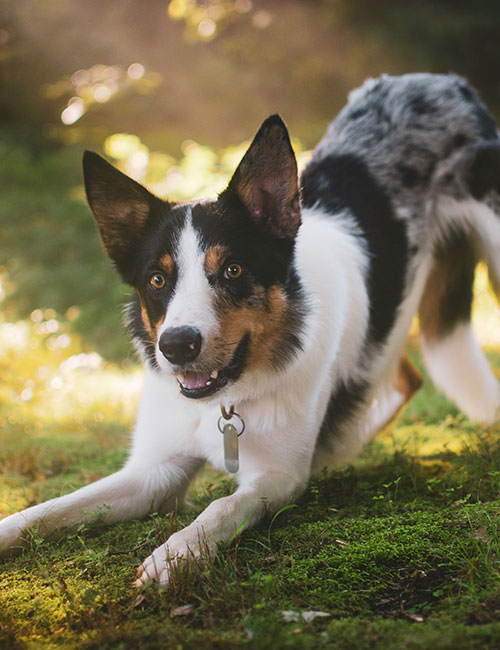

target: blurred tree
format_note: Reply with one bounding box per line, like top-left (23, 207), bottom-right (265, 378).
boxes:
top-left (1, 0), bottom-right (499, 154)
top-left (1, 0), bottom-right (500, 360)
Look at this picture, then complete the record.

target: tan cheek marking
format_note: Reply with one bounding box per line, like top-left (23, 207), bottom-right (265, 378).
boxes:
top-left (139, 294), bottom-right (165, 343)
top-left (204, 246), bottom-right (227, 275)
top-left (248, 286), bottom-right (288, 368)
top-left (218, 286), bottom-right (288, 370)
top-left (159, 253), bottom-right (174, 275)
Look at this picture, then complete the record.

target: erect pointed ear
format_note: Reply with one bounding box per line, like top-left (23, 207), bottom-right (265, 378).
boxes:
top-left (83, 151), bottom-right (158, 282)
top-left (226, 115), bottom-right (301, 239)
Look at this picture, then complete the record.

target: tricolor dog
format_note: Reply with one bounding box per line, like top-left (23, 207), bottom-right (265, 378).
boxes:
top-left (1, 73), bottom-right (499, 586)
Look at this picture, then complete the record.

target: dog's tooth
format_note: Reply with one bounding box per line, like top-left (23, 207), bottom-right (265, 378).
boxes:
top-left (210, 370), bottom-right (218, 379)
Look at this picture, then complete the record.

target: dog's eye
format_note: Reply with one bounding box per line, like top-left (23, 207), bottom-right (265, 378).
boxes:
top-left (224, 263), bottom-right (243, 280)
top-left (149, 273), bottom-right (166, 289)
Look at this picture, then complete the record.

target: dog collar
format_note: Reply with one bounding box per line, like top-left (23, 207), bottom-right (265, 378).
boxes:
top-left (218, 405), bottom-right (245, 473)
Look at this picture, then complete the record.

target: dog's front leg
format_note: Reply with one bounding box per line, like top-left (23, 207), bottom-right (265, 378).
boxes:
top-left (0, 456), bottom-right (201, 557)
top-left (135, 469), bottom-right (305, 587)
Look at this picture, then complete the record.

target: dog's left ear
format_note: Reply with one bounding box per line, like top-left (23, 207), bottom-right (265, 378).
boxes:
top-left (226, 115), bottom-right (301, 239)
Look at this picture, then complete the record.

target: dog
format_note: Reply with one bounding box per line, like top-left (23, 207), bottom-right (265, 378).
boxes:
top-left (1, 73), bottom-right (499, 587)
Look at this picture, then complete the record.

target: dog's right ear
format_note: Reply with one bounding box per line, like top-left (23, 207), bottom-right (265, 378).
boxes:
top-left (83, 151), bottom-right (157, 283)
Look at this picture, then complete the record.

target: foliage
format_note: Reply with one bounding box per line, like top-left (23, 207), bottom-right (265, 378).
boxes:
top-left (0, 138), bottom-right (130, 361)
top-left (2, 1), bottom-right (500, 153)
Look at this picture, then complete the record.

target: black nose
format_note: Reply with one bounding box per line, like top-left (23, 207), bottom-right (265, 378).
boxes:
top-left (159, 327), bottom-right (202, 366)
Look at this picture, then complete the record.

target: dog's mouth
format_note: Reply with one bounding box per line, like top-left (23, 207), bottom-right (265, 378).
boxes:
top-left (176, 334), bottom-right (250, 399)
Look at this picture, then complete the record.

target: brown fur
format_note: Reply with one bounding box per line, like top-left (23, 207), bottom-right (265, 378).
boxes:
top-left (159, 253), bottom-right (174, 275)
top-left (204, 246), bottom-right (227, 275)
top-left (418, 234), bottom-right (476, 343)
top-left (139, 294), bottom-right (165, 343)
top-left (394, 355), bottom-right (423, 400)
top-left (218, 285), bottom-right (289, 370)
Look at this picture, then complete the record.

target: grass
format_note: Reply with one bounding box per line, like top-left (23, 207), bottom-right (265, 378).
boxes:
top-left (1, 256), bottom-right (500, 646)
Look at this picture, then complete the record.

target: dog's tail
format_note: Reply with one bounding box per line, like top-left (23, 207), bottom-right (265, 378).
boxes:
top-left (418, 140), bottom-right (500, 424)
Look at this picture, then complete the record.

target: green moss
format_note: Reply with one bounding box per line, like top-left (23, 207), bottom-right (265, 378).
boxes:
top-left (1, 208), bottom-right (500, 646)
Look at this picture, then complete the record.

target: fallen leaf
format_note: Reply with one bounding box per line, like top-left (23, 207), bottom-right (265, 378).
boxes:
top-left (170, 604), bottom-right (195, 617)
top-left (473, 526), bottom-right (489, 542)
top-left (301, 610), bottom-right (331, 623)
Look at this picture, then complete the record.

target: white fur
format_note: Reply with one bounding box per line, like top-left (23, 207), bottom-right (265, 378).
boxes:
top-left (156, 213), bottom-right (218, 373)
top-left (422, 323), bottom-right (500, 424)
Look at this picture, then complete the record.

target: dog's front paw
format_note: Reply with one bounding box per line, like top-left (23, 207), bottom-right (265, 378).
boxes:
top-left (134, 527), bottom-right (212, 588)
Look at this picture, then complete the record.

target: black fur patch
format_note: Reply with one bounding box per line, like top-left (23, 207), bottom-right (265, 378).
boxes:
top-left (456, 80), bottom-right (498, 140)
top-left (466, 142), bottom-right (500, 200)
top-left (398, 163), bottom-right (420, 189)
top-left (301, 153), bottom-right (409, 344)
top-left (192, 197), bottom-right (296, 291)
top-left (349, 106), bottom-right (369, 120)
top-left (317, 379), bottom-right (370, 445)
top-left (452, 133), bottom-right (469, 150)
top-left (409, 94), bottom-right (438, 116)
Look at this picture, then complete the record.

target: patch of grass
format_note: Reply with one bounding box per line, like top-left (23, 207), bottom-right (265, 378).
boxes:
top-left (0, 265), bottom-right (500, 647)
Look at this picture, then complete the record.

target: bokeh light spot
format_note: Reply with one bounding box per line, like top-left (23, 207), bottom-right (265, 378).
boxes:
top-left (127, 63), bottom-right (145, 80)
top-left (198, 18), bottom-right (216, 38)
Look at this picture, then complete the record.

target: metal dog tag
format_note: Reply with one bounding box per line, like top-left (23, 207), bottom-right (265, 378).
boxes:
top-left (223, 423), bottom-right (239, 473)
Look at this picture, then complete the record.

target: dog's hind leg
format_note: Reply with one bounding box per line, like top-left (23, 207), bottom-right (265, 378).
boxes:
top-left (361, 356), bottom-right (423, 443)
top-left (419, 201), bottom-right (500, 424)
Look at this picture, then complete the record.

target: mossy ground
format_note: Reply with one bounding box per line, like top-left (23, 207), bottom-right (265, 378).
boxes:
top-left (1, 281), bottom-right (500, 650)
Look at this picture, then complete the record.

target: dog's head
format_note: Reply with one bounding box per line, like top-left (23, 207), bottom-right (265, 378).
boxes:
top-left (83, 115), bottom-right (305, 400)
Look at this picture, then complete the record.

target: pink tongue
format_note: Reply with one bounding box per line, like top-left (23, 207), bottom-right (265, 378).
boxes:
top-left (182, 371), bottom-right (212, 390)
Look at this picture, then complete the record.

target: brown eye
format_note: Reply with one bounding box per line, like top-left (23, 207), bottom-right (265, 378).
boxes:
top-left (149, 273), bottom-right (166, 289)
top-left (224, 263), bottom-right (243, 280)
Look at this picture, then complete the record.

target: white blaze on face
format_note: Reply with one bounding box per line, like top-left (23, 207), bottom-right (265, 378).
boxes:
top-left (156, 213), bottom-right (218, 370)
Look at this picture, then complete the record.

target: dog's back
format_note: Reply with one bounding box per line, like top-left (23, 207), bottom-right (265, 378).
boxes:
top-left (304, 73), bottom-right (500, 468)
